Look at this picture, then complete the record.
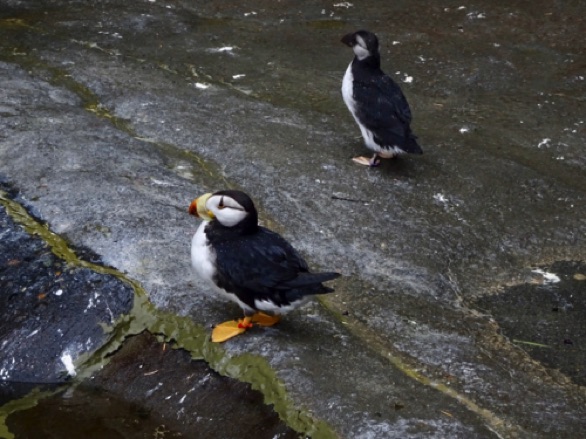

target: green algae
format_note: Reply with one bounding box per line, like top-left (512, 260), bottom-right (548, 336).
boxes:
top-left (153, 141), bottom-right (234, 189)
top-left (35, 58), bottom-right (234, 190)
top-left (0, 44), bottom-right (234, 191)
top-left (306, 19), bottom-right (346, 30)
top-left (319, 293), bottom-right (518, 439)
top-left (212, 353), bottom-right (336, 439)
top-left (0, 190), bottom-right (337, 439)
top-left (0, 18), bottom-right (37, 31)
top-left (0, 389), bottom-right (55, 439)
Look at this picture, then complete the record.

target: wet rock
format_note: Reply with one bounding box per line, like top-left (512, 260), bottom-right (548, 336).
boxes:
top-left (0, 200), bottom-right (133, 385)
top-left (1, 0), bottom-right (586, 437)
top-left (476, 261), bottom-right (586, 386)
top-left (6, 332), bottom-right (298, 439)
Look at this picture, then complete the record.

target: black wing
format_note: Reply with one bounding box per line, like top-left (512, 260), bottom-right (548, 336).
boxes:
top-left (212, 229), bottom-right (337, 309)
top-left (214, 228), bottom-right (306, 290)
top-left (353, 71), bottom-right (418, 150)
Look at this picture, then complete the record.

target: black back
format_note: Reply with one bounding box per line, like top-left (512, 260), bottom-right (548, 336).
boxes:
top-left (206, 223), bottom-right (340, 311)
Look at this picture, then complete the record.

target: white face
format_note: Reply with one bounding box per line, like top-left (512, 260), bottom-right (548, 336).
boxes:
top-left (352, 35), bottom-right (370, 60)
top-left (206, 194), bottom-right (248, 227)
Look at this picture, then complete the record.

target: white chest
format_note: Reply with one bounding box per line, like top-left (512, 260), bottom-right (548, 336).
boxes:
top-left (341, 62), bottom-right (356, 116)
top-left (341, 62), bottom-right (391, 154)
top-left (191, 222), bottom-right (216, 284)
top-left (190, 223), bottom-right (255, 313)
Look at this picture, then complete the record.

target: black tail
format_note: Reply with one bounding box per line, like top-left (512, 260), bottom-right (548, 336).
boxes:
top-left (404, 132), bottom-right (423, 155)
top-left (280, 271), bottom-right (341, 290)
top-left (283, 272), bottom-right (340, 302)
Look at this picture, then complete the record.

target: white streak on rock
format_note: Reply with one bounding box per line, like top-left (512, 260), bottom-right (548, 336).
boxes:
top-left (61, 353), bottom-right (76, 377)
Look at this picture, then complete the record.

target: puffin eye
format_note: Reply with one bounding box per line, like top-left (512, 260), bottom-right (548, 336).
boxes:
top-left (218, 196), bottom-right (225, 209)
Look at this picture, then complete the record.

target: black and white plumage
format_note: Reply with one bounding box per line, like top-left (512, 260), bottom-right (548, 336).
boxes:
top-left (189, 190), bottom-right (340, 342)
top-left (341, 30), bottom-right (422, 166)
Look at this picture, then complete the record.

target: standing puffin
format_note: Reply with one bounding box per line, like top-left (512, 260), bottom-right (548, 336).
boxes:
top-left (188, 190), bottom-right (340, 342)
top-left (341, 30), bottom-right (422, 166)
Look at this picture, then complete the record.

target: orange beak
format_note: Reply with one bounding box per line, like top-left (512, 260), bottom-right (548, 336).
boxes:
top-left (188, 193), bottom-right (214, 221)
top-left (188, 200), bottom-right (199, 217)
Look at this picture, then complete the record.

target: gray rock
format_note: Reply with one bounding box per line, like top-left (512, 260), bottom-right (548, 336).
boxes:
top-left (1, 0), bottom-right (585, 437)
top-left (0, 195), bottom-right (133, 385)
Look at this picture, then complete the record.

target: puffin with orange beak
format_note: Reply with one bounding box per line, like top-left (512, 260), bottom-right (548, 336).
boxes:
top-left (189, 190), bottom-right (340, 342)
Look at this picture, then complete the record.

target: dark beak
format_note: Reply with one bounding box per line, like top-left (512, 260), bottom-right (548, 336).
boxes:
top-left (341, 32), bottom-right (355, 47)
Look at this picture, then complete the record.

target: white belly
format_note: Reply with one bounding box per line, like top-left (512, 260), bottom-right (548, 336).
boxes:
top-left (342, 63), bottom-right (379, 152)
top-left (191, 223), bottom-right (255, 313)
top-left (341, 62), bottom-right (357, 118)
top-left (341, 62), bottom-right (403, 155)
top-left (191, 222), bottom-right (216, 283)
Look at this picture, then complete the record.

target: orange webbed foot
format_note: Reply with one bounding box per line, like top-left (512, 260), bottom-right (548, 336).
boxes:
top-left (211, 316), bottom-right (253, 343)
top-left (352, 156), bottom-right (372, 166)
top-left (251, 312), bottom-right (281, 327)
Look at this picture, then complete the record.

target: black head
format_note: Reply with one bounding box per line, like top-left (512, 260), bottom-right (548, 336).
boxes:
top-left (341, 30), bottom-right (380, 61)
top-left (189, 189), bottom-right (258, 234)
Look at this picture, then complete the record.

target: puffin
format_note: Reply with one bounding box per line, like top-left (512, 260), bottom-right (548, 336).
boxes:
top-left (188, 190), bottom-right (341, 342)
top-left (341, 30), bottom-right (423, 166)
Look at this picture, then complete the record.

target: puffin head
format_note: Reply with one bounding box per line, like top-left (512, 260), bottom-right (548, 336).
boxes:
top-left (189, 190), bottom-right (258, 231)
top-left (341, 30), bottom-right (379, 61)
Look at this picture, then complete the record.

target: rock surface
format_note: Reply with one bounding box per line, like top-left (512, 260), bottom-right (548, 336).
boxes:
top-left (1, 0), bottom-right (585, 438)
top-left (0, 196), bottom-right (133, 385)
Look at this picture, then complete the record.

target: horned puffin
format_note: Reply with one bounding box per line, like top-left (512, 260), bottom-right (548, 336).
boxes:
top-left (188, 190), bottom-right (340, 343)
top-left (341, 30), bottom-right (422, 166)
